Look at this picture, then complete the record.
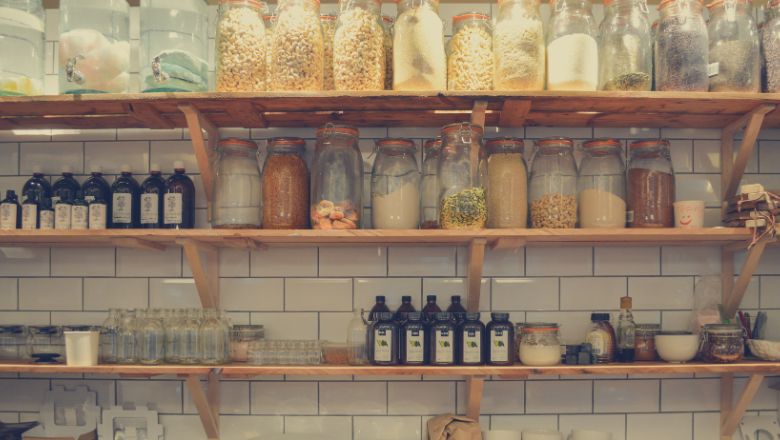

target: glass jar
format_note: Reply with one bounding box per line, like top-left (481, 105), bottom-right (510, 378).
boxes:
top-left (420, 138), bottom-right (442, 229)
top-left (447, 12), bottom-right (493, 91)
top-left (701, 324), bottom-right (744, 363)
top-left (634, 323), bottom-right (660, 361)
top-left (269, 0), bottom-right (323, 91)
top-left (518, 323), bottom-right (561, 366)
top-left (136, 309), bottom-right (165, 365)
top-left (321, 14), bottom-right (336, 91)
top-left (577, 138), bottom-right (626, 228)
top-left (382, 15), bottom-right (394, 90)
top-left (216, 0), bottom-right (268, 92)
top-left (655, 0), bottom-right (708, 91)
top-left (262, 138), bottom-right (310, 229)
top-left (762, 0), bottom-right (780, 92)
top-left (627, 139), bottom-right (675, 228)
top-left (164, 309), bottom-right (183, 364)
top-left (334, 0), bottom-right (385, 91)
top-left (140, 0), bottom-right (208, 93)
top-left (486, 138), bottom-right (528, 228)
top-left (28, 325), bottom-right (64, 363)
top-left (117, 310), bottom-right (137, 364)
top-left (529, 138), bottom-right (578, 229)
top-left (311, 124), bottom-right (363, 229)
top-left (438, 123), bottom-right (486, 230)
top-left (231, 325), bottom-right (264, 362)
top-left (199, 309), bottom-right (226, 365)
top-left (100, 308), bottom-right (121, 364)
top-left (0, 325), bottom-right (28, 360)
top-left (178, 308), bottom-right (201, 364)
top-left (493, 0), bottom-right (545, 91)
top-left (371, 138), bottom-right (420, 229)
top-left (546, 0), bottom-right (599, 91)
top-left (707, 0), bottom-right (760, 92)
top-left (212, 138), bottom-right (262, 229)
top-left (58, 0), bottom-right (130, 94)
top-left (598, 0), bottom-right (652, 91)
top-left (0, 0), bottom-right (45, 96)
top-left (393, 0), bottom-right (446, 90)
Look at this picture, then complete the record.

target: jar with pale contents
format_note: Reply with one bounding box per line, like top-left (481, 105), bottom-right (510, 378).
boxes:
top-left (518, 323), bottom-right (561, 366)
top-left (212, 138), bottom-right (262, 229)
top-left (634, 323), bottom-right (660, 361)
top-left (486, 137), bottom-right (527, 228)
top-left (701, 324), bottom-right (744, 363)
top-left (529, 137), bottom-right (578, 228)
top-left (447, 12), bottom-right (493, 90)
top-left (577, 138), bottom-right (626, 228)
top-left (262, 138), bottom-right (310, 229)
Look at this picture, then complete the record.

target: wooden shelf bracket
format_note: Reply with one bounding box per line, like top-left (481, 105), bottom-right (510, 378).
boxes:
top-left (721, 374), bottom-right (765, 439)
top-left (722, 239), bottom-right (769, 318)
top-left (721, 104), bottom-right (775, 204)
top-left (465, 375), bottom-right (486, 421)
top-left (466, 238), bottom-right (487, 312)
top-left (185, 371), bottom-right (221, 440)
top-left (179, 104), bottom-right (218, 203)
top-left (180, 239), bottom-right (220, 309)
top-left (499, 99), bottom-right (532, 127)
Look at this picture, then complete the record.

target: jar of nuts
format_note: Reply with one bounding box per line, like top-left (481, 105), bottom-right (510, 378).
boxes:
top-left (269, 0), bottom-right (324, 91)
top-left (447, 12), bottom-right (493, 91)
top-left (311, 124), bottom-right (363, 229)
top-left (438, 123), bottom-right (487, 230)
top-left (529, 137), bottom-right (578, 228)
top-left (333, 0), bottom-right (385, 91)
top-left (216, 0), bottom-right (268, 92)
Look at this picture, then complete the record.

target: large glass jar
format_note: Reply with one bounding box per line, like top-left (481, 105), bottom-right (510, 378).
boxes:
top-left (762, 0), bottom-right (780, 92)
top-left (518, 323), bottom-right (561, 366)
top-left (269, 0), bottom-right (323, 91)
top-left (493, 0), bottom-right (545, 91)
top-left (140, 0), bottom-right (208, 93)
top-left (59, 0), bottom-right (130, 94)
top-left (371, 138), bottom-right (420, 229)
top-left (393, 0), bottom-right (446, 90)
top-left (627, 139), bottom-right (675, 228)
top-left (0, 325), bottom-right (28, 360)
top-left (212, 138), bottom-right (262, 229)
top-left (546, 0), bottom-right (599, 91)
top-left (655, 0), bottom-right (708, 91)
top-left (334, 0), bottom-right (385, 91)
top-left (701, 324), bottom-right (744, 363)
top-left (438, 123), bottom-right (486, 230)
top-left (311, 124), bottom-right (363, 229)
top-left (262, 138), bottom-right (309, 229)
top-left (486, 138), bottom-right (528, 228)
top-left (199, 309), bottom-right (227, 365)
top-left (707, 0), bottom-right (760, 92)
top-left (577, 138), bottom-right (626, 228)
top-left (382, 16), bottom-right (394, 89)
top-left (321, 14), bottom-right (336, 91)
top-left (136, 309), bottom-right (165, 365)
top-left (598, 0), bottom-right (652, 91)
top-left (216, 0), bottom-right (268, 92)
top-left (0, 0), bottom-right (44, 96)
top-left (529, 138), bottom-right (578, 228)
top-left (447, 12), bottom-right (493, 91)
top-left (420, 138), bottom-right (442, 229)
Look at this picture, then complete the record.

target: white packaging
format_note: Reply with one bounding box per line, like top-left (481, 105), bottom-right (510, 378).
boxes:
top-left (64, 331), bottom-right (99, 366)
top-left (673, 200), bottom-right (705, 228)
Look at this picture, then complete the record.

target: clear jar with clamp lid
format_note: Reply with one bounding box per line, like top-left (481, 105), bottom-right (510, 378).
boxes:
top-left (627, 139), bottom-right (675, 228)
top-left (578, 138), bottom-right (626, 228)
top-left (438, 123), bottom-right (486, 230)
top-left (371, 138), bottom-right (420, 229)
top-left (262, 137), bottom-right (309, 229)
top-left (311, 124), bottom-right (363, 230)
top-left (519, 323), bottom-right (561, 366)
top-left (701, 324), bottom-right (744, 363)
top-left (634, 323), bottom-right (660, 361)
top-left (706, 0), bottom-right (760, 92)
top-left (212, 138), bottom-right (262, 229)
top-left (529, 137), bottom-right (578, 228)
top-left (486, 137), bottom-right (528, 228)
top-left (655, 0), bottom-right (708, 91)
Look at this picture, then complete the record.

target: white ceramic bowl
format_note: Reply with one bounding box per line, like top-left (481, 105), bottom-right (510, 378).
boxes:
top-left (748, 339), bottom-right (780, 361)
top-left (655, 333), bottom-right (700, 363)
top-left (522, 429), bottom-right (563, 440)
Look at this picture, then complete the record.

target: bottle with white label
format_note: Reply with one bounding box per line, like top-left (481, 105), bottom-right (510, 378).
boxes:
top-left (458, 312), bottom-right (485, 366)
top-left (486, 312), bottom-right (515, 366)
top-left (82, 166), bottom-right (111, 226)
top-left (88, 194), bottom-right (108, 230)
top-left (140, 164), bottom-right (166, 228)
top-left (429, 312), bottom-right (456, 366)
top-left (164, 161), bottom-right (196, 229)
top-left (369, 312), bottom-right (398, 365)
top-left (0, 190), bottom-right (21, 230)
top-left (51, 165), bottom-right (81, 207)
top-left (111, 165), bottom-right (140, 228)
top-left (21, 195), bottom-right (39, 230)
top-left (39, 199), bottom-right (55, 230)
top-left (54, 198), bottom-right (72, 230)
top-left (400, 312), bottom-right (427, 365)
top-left (71, 191), bottom-right (88, 230)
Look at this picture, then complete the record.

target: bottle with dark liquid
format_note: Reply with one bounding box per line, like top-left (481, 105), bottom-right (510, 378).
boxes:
top-left (486, 312), bottom-right (515, 366)
top-left (429, 312), bottom-right (456, 366)
top-left (458, 312), bottom-right (485, 366)
top-left (369, 312), bottom-right (399, 365)
top-left (71, 191), bottom-right (88, 230)
top-left (111, 165), bottom-right (141, 229)
top-left (89, 193), bottom-right (108, 230)
top-left (447, 295), bottom-right (468, 323)
top-left (400, 312), bottom-right (427, 365)
top-left (51, 166), bottom-right (81, 206)
top-left (395, 295), bottom-right (417, 322)
top-left (0, 190), bottom-right (21, 230)
top-left (82, 166), bottom-right (111, 226)
top-left (22, 166), bottom-right (52, 204)
top-left (421, 295), bottom-right (442, 322)
top-left (140, 165), bottom-right (166, 228)
top-left (368, 295), bottom-right (391, 322)
top-left (164, 161), bottom-right (196, 229)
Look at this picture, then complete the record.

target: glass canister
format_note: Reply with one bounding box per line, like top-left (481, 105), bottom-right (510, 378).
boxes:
top-left (321, 14), bottom-right (336, 91)
top-left (529, 138), bottom-right (578, 229)
top-left (212, 138), bottom-right (262, 229)
top-left (707, 0), bottom-right (760, 92)
top-left (216, 0), bottom-right (268, 92)
top-left (311, 124), bottom-right (363, 229)
top-left (655, 0), bottom-right (708, 91)
top-left (136, 309), bottom-right (165, 365)
top-left (438, 123), bottom-right (487, 230)
top-left (598, 0), bottom-right (653, 91)
top-left (117, 309), bottom-right (137, 364)
top-left (634, 323), bottom-right (660, 361)
top-left (270, 0), bottom-right (324, 91)
top-left (382, 16), bottom-right (394, 89)
top-left (371, 138), bottom-right (420, 229)
top-left (546, 0), bottom-right (599, 91)
top-left (518, 323), bottom-right (561, 366)
top-left (627, 139), bottom-right (675, 228)
top-left (0, 0), bottom-right (45, 96)
top-left (577, 138), bottom-right (626, 228)
top-left (58, 0), bottom-right (130, 94)
top-left (0, 325), bottom-right (28, 360)
top-left (447, 12), bottom-right (493, 91)
top-left (140, 0), bottom-right (208, 93)
top-left (493, 0), bottom-right (545, 91)
top-left (264, 14), bottom-right (275, 91)
top-left (701, 324), bottom-right (744, 363)
top-left (199, 309), bottom-right (227, 365)
top-left (762, 0), bottom-right (780, 92)
top-left (393, 0), bottom-right (446, 90)
top-left (231, 325), bottom-right (264, 362)
top-left (262, 138), bottom-right (310, 229)
top-left (486, 138), bottom-right (528, 228)
top-left (420, 138), bottom-right (442, 229)
top-left (334, 0), bottom-right (385, 91)
top-left (28, 325), bottom-right (64, 363)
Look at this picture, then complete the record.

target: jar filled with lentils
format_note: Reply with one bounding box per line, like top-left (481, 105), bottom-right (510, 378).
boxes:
top-left (438, 123), bottom-right (487, 230)
top-left (420, 138), bottom-right (442, 229)
top-left (634, 323), bottom-right (660, 361)
top-left (493, 0), bottom-right (545, 90)
top-left (655, 0), bottom-right (708, 91)
top-left (447, 12), bottom-right (493, 91)
top-left (707, 0), bottom-right (760, 92)
top-left (215, 0), bottom-right (268, 92)
top-left (269, 0), bottom-right (323, 91)
top-left (321, 14), bottom-right (336, 90)
top-left (262, 138), bottom-right (310, 229)
top-left (486, 138), bottom-right (528, 228)
top-left (529, 138), bottom-right (578, 228)
top-left (334, 0), bottom-right (385, 91)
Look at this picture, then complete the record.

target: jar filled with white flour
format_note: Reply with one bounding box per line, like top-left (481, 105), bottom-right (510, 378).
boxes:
top-left (546, 0), bottom-right (599, 91)
top-left (393, 0), bottom-right (447, 90)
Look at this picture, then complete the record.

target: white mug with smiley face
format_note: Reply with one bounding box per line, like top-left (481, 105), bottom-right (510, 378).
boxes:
top-left (674, 200), bottom-right (705, 228)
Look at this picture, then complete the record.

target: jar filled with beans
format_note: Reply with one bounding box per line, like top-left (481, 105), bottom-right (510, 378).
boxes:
top-left (262, 138), bottom-right (310, 229)
top-left (269, 0), bottom-right (324, 91)
top-left (447, 12), bottom-right (493, 90)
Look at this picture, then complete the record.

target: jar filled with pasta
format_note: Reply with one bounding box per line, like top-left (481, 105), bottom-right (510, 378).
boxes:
top-left (269, 0), bottom-right (323, 91)
top-left (334, 0), bottom-right (385, 90)
top-left (447, 12), bottom-right (493, 91)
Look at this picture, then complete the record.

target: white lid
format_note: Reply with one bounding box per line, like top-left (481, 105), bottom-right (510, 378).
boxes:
top-left (120, 164), bottom-right (131, 173)
top-left (62, 164), bottom-right (72, 173)
top-left (150, 163), bottom-right (161, 172)
top-left (173, 161), bottom-right (185, 170)
top-left (32, 165), bottom-right (42, 174)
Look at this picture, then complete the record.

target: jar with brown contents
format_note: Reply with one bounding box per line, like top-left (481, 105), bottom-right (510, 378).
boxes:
top-left (701, 324), bottom-right (744, 363)
top-left (634, 323), bottom-right (660, 361)
top-left (262, 138), bottom-right (310, 229)
top-left (627, 139), bottom-right (675, 228)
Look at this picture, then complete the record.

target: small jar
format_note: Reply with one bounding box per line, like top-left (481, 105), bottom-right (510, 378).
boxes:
top-left (216, 0), bottom-right (268, 92)
top-left (269, 0), bottom-right (323, 91)
top-left (136, 309), bottom-right (165, 365)
top-left (438, 123), bottom-right (486, 230)
top-left (519, 323), bottom-right (561, 366)
top-left (262, 138), bottom-right (310, 229)
top-left (655, 0), bottom-right (708, 91)
top-left (707, 0), bottom-right (760, 92)
top-left (546, 0), bottom-right (599, 91)
top-left (28, 325), bottom-right (65, 363)
top-left (0, 325), bottom-right (28, 360)
top-left (598, 0), bottom-right (653, 90)
top-left (0, 0), bottom-right (45, 96)
top-left (447, 12), bottom-right (493, 91)
top-left (334, 0), bottom-right (385, 91)
top-left (321, 14), bottom-right (336, 90)
top-left (371, 138), bottom-right (420, 229)
top-left (762, 0), bottom-right (780, 92)
top-left (420, 138), bottom-right (442, 229)
top-left (393, 0), bottom-right (446, 90)
top-left (311, 124), bottom-right (363, 229)
top-left (577, 138), bottom-right (626, 228)
top-left (486, 138), bottom-right (528, 228)
top-left (627, 139), bottom-right (675, 228)
top-left (493, 0), bottom-right (545, 91)
top-left (529, 138), bottom-right (578, 229)
top-left (701, 324), bottom-right (744, 363)
top-left (231, 325), bottom-right (265, 362)
top-left (634, 323), bottom-right (660, 361)
top-left (382, 16), bottom-right (394, 89)
top-left (586, 313), bottom-right (616, 363)
top-left (212, 138), bottom-right (262, 229)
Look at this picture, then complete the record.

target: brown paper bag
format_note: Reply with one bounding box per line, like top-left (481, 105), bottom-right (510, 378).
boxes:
top-left (427, 414), bottom-right (482, 440)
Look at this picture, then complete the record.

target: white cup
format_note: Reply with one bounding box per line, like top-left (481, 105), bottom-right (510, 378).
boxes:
top-left (64, 331), bottom-right (99, 366)
top-left (568, 430), bottom-right (612, 440)
top-left (522, 429), bottom-right (564, 440)
top-left (483, 430), bottom-right (523, 440)
top-left (673, 200), bottom-right (705, 228)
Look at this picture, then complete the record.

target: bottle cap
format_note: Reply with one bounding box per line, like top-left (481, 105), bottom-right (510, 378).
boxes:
top-left (464, 312), bottom-right (480, 321)
top-left (407, 312), bottom-right (422, 321)
top-left (376, 295), bottom-right (386, 302)
top-left (620, 296), bottom-right (632, 309)
top-left (32, 165), bottom-right (42, 174)
top-left (451, 295), bottom-right (461, 303)
top-left (426, 295), bottom-right (437, 302)
top-left (401, 295), bottom-right (412, 302)
top-left (150, 163), bottom-right (161, 173)
top-left (591, 312), bottom-right (611, 322)
top-left (435, 312), bottom-right (452, 321)
top-left (120, 164), bottom-right (131, 173)
top-left (376, 312), bottom-right (394, 321)
top-left (491, 312), bottom-right (510, 321)
top-left (173, 160), bottom-right (185, 170)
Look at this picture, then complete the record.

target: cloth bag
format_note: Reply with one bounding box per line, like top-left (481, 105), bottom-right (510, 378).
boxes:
top-left (427, 414), bottom-right (482, 440)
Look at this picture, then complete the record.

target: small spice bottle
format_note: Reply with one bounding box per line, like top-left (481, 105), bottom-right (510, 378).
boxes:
top-left (634, 323), bottom-right (661, 361)
top-left (486, 312), bottom-right (515, 366)
top-left (429, 312), bottom-right (456, 366)
top-left (400, 312), bottom-right (427, 365)
top-left (369, 312), bottom-right (399, 365)
top-left (458, 312), bottom-right (485, 366)
top-left (586, 313), bottom-right (616, 363)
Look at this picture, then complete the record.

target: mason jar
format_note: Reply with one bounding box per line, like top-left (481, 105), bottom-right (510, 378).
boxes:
top-left (627, 139), bottom-right (675, 228)
top-left (438, 123), bottom-right (486, 230)
top-left (546, 0), bottom-right (599, 91)
top-left (59, 0), bottom-right (130, 94)
top-left (577, 138), bottom-right (626, 228)
top-left (762, 0), bottom-right (780, 92)
top-left (393, 0), bottom-right (446, 90)
top-left (216, 0), bottom-right (268, 92)
top-left (529, 138), bottom-right (578, 228)
top-left (0, 0), bottom-right (45, 96)
top-left (655, 0), bottom-right (708, 91)
top-left (518, 323), bottom-right (561, 366)
top-left (270, 0), bottom-right (323, 91)
top-left (707, 0), bottom-right (760, 92)
top-left (493, 0), bottom-right (545, 91)
top-left (212, 138), bottom-right (262, 229)
top-left (334, 0), bottom-right (385, 91)
top-left (486, 138), bottom-right (527, 228)
top-left (634, 323), bottom-right (660, 361)
top-left (599, 0), bottom-right (652, 90)
top-left (371, 138), bottom-right (420, 229)
top-left (262, 138), bottom-right (310, 229)
top-left (311, 124), bottom-right (363, 229)
top-left (447, 12), bottom-right (493, 91)
top-left (420, 138), bottom-right (442, 229)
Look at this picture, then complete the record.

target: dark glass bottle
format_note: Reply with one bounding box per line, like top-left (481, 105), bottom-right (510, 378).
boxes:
top-left (458, 312), bottom-right (485, 366)
top-left (71, 191), bottom-right (88, 230)
top-left (39, 198), bottom-right (54, 230)
top-left (429, 312), bottom-right (456, 366)
top-left (21, 194), bottom-right (38, 230)
top-left (395, 295), bottom-right (417, 322)
top-left (369, 312), bottom-right (399, 365)
top-left (422, 295), bottom-right (442, 322)
top-left (51, 168), bottom-right (81, 206)
top-left (54, 197), bottom-right (72, 230)
top-left (22, 167), bottom-right (52, 203)
top-left (0, 190), bottom-right (21, 230)
top-left (164, 161), bottom-right (196, 229)
top-left (369, 295), bottom-right (391, 322)
top-left (447, 295), bottom-right (468, 323)
top-left (400, 312), bottom-right (427, 365)
top-left (89, 193), bottom-right (108, 230)
top-left (82, 167), bottom-right (111, 226)
top-left (140, 165), bottom-right (166, 228)
top-left (486, 312), bottom-right (515, 366)
top-left (111, 165), bottom-right (141, 228)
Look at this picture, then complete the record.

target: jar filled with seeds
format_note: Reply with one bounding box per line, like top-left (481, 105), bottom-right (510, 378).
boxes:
top-left (546, 0), bottom-right (599, 91)
top-left (438, 123), bottom-right (486, 230)
top-left (577, 138), bottom-right (626, 228)
top-left (655, 0), bottom-right (708, 91)
top-left (486, 138), bottom-right (528, 228)
top-left (270, 0), bottom-right (324, 91)
top-left (311, 124), bottom-right (363, 229)
top-left (334, 0), bottom-right (385, 91)
top-left (447, 12), bottom-right (493, 91)
top-left (371, 139), bottom-right (420, 229)
top-left (382, 16), bottom-right (394, 89)
top-left (216, 0), bottom-right (267, 92)
top-left (493, 0), bottom-right (545, 91)
top-left (321, 14), bottom-right (336, 90)
top-left (262, 138), bottom-right (310, 229)
top-left (212, 138), bottom-right (262, 229)
top-left (627, 139), bottom-right (675, 228)
top-left (420, 138), bottom-right (442, 229)
top-left (762, 0), bottom-right (780, 92)
top-left (598, 0), bottom-right (652, 91)
top-left (394, 0), bottom-right (446, 90)
top-left (529, 138), bottom-right (578, 228)
top-left (707, 0), bottom-right (760, 92)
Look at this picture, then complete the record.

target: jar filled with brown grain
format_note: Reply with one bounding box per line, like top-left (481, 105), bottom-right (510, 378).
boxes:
top-left (262, 138), bottom-right (310, 229)
top-left (634, 323), bottom-right (660, 361)
top-left (701, 324), bottom-right (744, 363)
top-left (627, 139), bottom-right (675, 228)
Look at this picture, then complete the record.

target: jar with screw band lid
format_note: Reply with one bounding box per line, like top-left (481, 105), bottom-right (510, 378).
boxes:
top-left (438, 123), bottom-right (486, 230)
top-left (634, 323), bottom-right (660, 361)
top-left (311, 124), bottom-right (363, 229)
top-left (212, 138), bottom-right (262, 229)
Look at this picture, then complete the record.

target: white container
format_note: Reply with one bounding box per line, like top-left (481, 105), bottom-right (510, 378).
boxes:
top-left (655, 333), bottom-right (699, 363)
top-left (568, 430), bottom-right (612, 440)
top-left (523, 430), bottom-right (564, 440)
top-left (484, 431), bottom-right (523, 440)
top-left (673, 200), bottom-right (705, 228)
top-left (64, 331), bottom-right (99, 366)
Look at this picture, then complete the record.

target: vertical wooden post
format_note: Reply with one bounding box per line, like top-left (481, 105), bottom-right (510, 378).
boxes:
top-left (179, 104), bottom-right (218, 204)
top-left (180, 239), bottom-right (220, 309)
top-left (186, 374), bottom-right (220, 440)
top-left (465, 376), bottom-right (485, 421)
top-left (466, 238), bottom-right (487, 312)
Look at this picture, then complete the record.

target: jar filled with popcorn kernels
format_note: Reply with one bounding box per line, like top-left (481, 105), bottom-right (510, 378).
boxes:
top-left (270, 0), bottom-right (323, 91)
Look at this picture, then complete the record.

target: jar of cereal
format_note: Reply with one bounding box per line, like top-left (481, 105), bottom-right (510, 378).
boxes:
top-left (447, 12), bottom-right (493, 91)
top-left (334, 0), bottom-right (385, 91)
top-left (529, 138), bottom-right (578, 228)
top-left (216, 0), bottom-right (267, 92)
top-left (269, 0), bottom-right (323, 91)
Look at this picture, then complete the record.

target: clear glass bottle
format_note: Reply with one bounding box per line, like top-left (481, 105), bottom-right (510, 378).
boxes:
top-left (164, 309), bottom-right (183, 364)
top-left (420, 138), bottom-right (442, 229)
top-left (321, 14), bottom-right (336, 91)
top-left (216, 0), bottom-right (267, 92)
top-left (179, 309), bottom-right (201, 364)
top-left (761, 0), bottom-right (780, 92)
top-left (381, 15), bottom-right (394, 90)
top-left (0, 0), bottom-right (45, 96)
top-left (493, 0), bottom-right (545, 91)
top-left (598, 0), bottom-right (652, 90)
top-left (270, 0), bottom-right (323, 91)
top-left (616, 296), bottom-right (636, 362)
top-left (447, 12), bottom-right (493, 91)
top-left (334, 0), bottom-right (385, 91)
top-left (546, 0), bottom-right (599, 91)
top-left (486, 138), bottom-right (528, 228)
top-left (117, 310), bottom-right (137, 364)
top-left (311, 124), bottom-right (363, 229)
top-left (262, 138), bottom-right (310, 229)
top-left (212, 138), bottom-right (262, 229)
top-left (655, 0), bottom-right (708, 91)
top-left (347, 308), bottom-right (368, 365)
top-left (393, 0), bottom-right (446, 90)
top-left (529, 138), bottom-right (578, 228)
top-left (707, 0), bottom-right (760, 92)
top-left (100, 308), bottom-right (121, 364)
top-left (627, 139), bottom-right (675, 228)
top-left (58, 0), bottom-right (130, 94)
top-left (518, 323), bottom-right (561, 366)
top-left (438, 123), bottom-right (486, 230)
top-left (577, 138), bottom-right (626, 228)
top-left (371, 138), bottom-right (420, 229)
top-left (137, 309), bottom-right (165, 365)
top-left (199, 309), bottom-right (226, 365)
